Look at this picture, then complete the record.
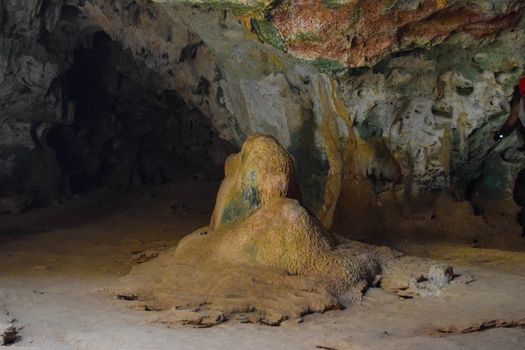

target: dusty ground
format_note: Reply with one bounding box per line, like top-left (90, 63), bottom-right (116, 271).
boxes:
top-left (0, 181), bottom-right (524, 349)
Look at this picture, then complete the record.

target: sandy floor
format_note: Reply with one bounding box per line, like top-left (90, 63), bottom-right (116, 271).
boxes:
top-left (0, 182), bottom-right (524, 349)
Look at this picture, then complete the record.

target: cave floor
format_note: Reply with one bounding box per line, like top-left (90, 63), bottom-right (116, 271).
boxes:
top-left (0, 182), bottom-right (524, 350)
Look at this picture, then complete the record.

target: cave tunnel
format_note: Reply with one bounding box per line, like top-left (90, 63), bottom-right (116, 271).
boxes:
top-left (45, 27), bottom-right (233, 195)
top-left (0, 1), bottom-right (525, 349)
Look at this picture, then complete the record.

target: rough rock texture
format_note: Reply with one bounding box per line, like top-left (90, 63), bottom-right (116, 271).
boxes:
top-left (261, 0), bottom-right (525, 67)
top-left (214, 0), bottom-right (523, 67)
top-left (162, 5), bottom-right (360, 228)
top-left (2, 0), bottom-right (525, 235)
top-left (0, 297), bottom-right (19, 346)
top-left (0, 0), bottom-right (234, 207)
top-left (209, 134), bottom-right (300, 229)
top-left (0, 0), bottom-right (354, 228)
top-left (229, 0), bottom-right (525, 202)
top-left (117, 135), bottom-right (396, 325)
top-left (338, 28), bottom-right (525, 200)
top-left (428, 263), bottom-right (454, 288)
top-left (222, 0), bottom-right (525, 218)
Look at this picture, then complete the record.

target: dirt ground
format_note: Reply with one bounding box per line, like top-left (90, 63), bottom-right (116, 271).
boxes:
top-left (0, 181), bottom-right (524, 349)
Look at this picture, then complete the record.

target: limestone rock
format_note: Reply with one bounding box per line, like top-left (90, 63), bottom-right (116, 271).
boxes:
top-left (1, 0), bottom-right (524, 234)
top-left (428, 264), bottom-right (454, 289)
top-left (0, 0), bottom-right (233, 203)
top-left (251, 0), bottom-right (525, 67)
top-left (153, 308), bottom-right (225, 328)
top-left (209, 135), bottom-right (299, 229)
top-left (117, 135), bottom-right (396, 325)
top-left (338, 25), bottom-right (525, 200)
top-left (0, 1), bottom-right (353, 228)
top-left (0, 300), bottom-right (20, 346)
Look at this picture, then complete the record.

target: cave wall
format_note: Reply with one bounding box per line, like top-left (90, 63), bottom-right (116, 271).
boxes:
top-left (232, 0), bottom-right (525, 216)
top-left (340, 26), bottom-right (525, 200)
top-left (161, 0), bottom-right (525, 227)
top-left (0, 0), bottom-right (234, 212)
top-left (1, 0), bottom-right (356, 227)
top-left (1, 0), bottom-right (525, 231)
top-left (161, 4), bottom-right (354, 228)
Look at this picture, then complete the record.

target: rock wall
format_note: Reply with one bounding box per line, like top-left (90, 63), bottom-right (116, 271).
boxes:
top-left (263, 0), bottom-right (524, 67)
top-left (162, 4), bottom-right (354, 227)
top-left (340, 25), bottom-right (525, 199)
top-left (0, 0), bottom-right (234, 209)
top-left (1, 0), bottom-right (355, 227)
top-left (236, 0), bottom-right (525, 210)
top-left (1, 0), bottom-right (524, 232)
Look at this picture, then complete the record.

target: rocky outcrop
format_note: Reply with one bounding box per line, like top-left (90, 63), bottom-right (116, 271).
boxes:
top-left (238, 0), bottom-right (525, 200)
top-left (246, 0), bottom-right (524, 68)
top-left (236, 0), bottom-right (525, 212)
top-left (156, 5), bottom-right (358, 228)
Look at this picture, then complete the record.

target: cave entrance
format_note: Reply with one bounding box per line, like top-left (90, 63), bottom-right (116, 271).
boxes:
top-left (46, 28), bottom-right (233, 194)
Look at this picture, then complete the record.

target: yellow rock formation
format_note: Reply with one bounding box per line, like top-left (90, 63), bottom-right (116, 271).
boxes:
top-left (118, 135), bottom-right (395, 325)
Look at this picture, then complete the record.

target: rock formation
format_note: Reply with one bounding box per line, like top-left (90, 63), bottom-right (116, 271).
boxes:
top-left (1, 0), bottom-right (524, 234)
top-left (234, 0), bottom-right (525, 214)
top-left (0, 0), bottom-right (235, 209)
top-left (251, 0), bottom-right (524, 67)
top-left (117, 135), bottom-right (396, 325)
top-left (0, 1), bottom-right (352, 228)
top-left (1, 0), bottom-right (524, 333)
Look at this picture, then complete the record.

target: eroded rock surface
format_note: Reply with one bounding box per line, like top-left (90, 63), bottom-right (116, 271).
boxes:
top-left (1, 0), bottom-right (525, 237)
top-left (338, 31), bottom-right (525, 199)
top-left (0, 0), bottom-right (235, 206)
top-left (263, 0), bottom-right (524, 67)
top-left (117, 135), bottom-right (398, 325)
top-left (0, 1), bottom-right (355, 228)
top-left (191, 0), bottom-right (525, 217)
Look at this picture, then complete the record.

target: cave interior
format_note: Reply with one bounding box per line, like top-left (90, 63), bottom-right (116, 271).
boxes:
top-left (0, 1), bottom-right (525, 349)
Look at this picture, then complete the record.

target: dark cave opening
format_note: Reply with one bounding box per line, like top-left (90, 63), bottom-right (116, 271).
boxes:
top-left (45, 29), bottom-right (234, 195)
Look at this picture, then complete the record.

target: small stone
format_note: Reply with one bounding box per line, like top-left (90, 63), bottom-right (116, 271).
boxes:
top-left (1, 325), bottom-right (20, 345)
top-left (132, 249), bottom-right (159, 264)
top-left (428, 264), bottom-right (454, 289)
top-left (0, 317), bottom-right (20, 346)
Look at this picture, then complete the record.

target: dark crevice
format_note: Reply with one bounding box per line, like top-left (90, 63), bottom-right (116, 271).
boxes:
top-left (43, 29), bottom-right (234, 195)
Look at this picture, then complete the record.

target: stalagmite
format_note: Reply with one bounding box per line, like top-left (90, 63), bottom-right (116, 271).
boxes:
top-left (117, 135), bottom-right (397, 325)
